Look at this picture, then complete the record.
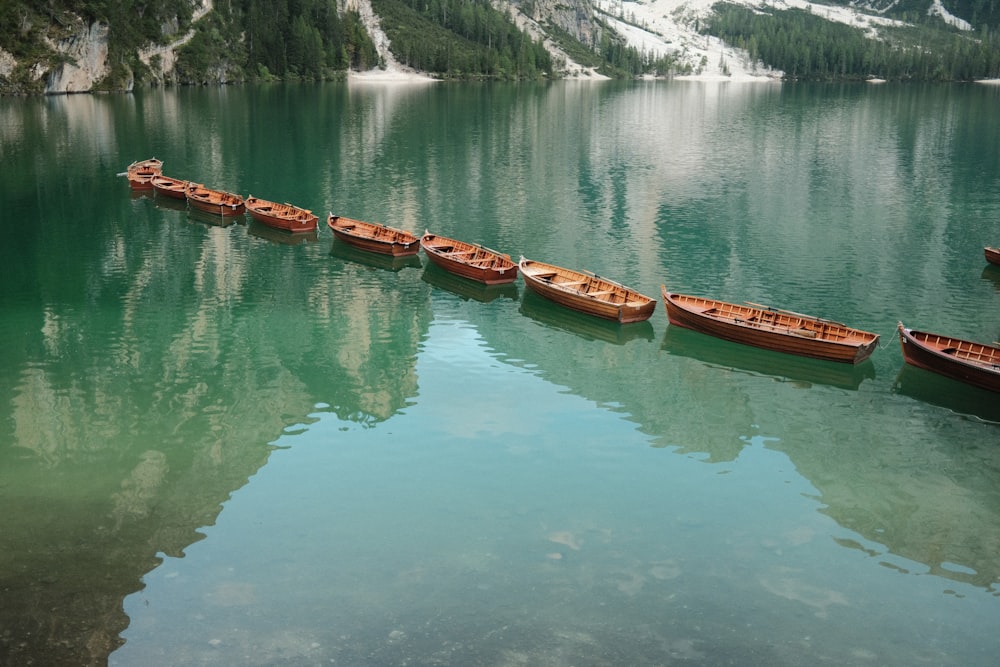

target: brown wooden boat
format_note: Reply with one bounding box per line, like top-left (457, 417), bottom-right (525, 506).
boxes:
top-left (518, 257), bottom-right (656, 323)
top-left (124, 158), bottom-right (163, 190)
top-left (897, 322), bottom-right (1000, 393)
top-left (661, 288), bottom-right (880, 364)
top-left (327, 214), bottom-right (419, 256)
top-left (151, 174), bottom-right (188, 200)
top-left (985, 246), bottom-right (1000, 266)
top-left (420, 232), bottom-right (518, 285)
top-left (246, 195), bottom-right (318, 233)
top-left (185, 183), bottom-right (246, 217)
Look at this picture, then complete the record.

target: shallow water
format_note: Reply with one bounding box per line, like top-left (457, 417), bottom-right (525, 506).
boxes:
top-left (1, 80), bottom-right (999, 666)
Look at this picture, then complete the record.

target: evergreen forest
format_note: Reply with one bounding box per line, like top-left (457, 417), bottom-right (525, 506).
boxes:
top-left (369, 0), bottom-right (554, 78)
top-left (705, 2), bottom-right (1000, 81)
top-left (3, 0), bottom-right (1000, 92)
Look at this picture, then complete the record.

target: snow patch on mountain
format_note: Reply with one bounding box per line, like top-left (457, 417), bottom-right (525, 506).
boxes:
top-left (593, 0), bottom-right (917, 80)
top-left (927, 0), bottom-right (973, 30)
top-left (594, 0), bottom-right (777, 79)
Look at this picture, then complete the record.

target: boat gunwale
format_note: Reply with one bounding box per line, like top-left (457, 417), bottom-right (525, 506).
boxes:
top-left (898, 323), bottom-right (1000, 372)
top-left (126, 158), bottom-right (163, 189)
top-left (519, 258), bottom-right (652, 305)
top-left (518, 257), bottom-right (656, 323)
top-left (246, 195), bottom-right (318, 232)
top-left (327, 213), bottom-right (419, 255)
top-left (184, 182), bottom-right (246, 215)
top-left (662, 287), bottom-right (880, 363)
top-left (421, 232), bottom-right (511, 263)
top-left (151, 174), bottom-right (188, 197)
top-left (664, 291), bottom-right (877, 343)
top-left (421, 232), bottom-right (518, 283)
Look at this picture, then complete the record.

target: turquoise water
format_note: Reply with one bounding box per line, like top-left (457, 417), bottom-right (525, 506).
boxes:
top-left (1, 81), bottom-right (999, 666)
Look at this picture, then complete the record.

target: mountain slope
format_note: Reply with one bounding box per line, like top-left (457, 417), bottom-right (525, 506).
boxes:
top-left (1, 0), bottom-right (997, 93)
top-left (588, 0), bottom-right (990, 80)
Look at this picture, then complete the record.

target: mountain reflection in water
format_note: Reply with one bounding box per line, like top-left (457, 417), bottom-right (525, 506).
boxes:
top-left (2, 80), bottom-right (1000, 666)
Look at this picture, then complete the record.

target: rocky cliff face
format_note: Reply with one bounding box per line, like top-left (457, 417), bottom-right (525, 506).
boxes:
top-left (1, 0), bottom-right (210, 95)
top-left (525, 0), bottom-right (602, 46)
top-left (2, 0), bottom-right (611, 94)
top-left (44, 21), bottom-right (122, 94)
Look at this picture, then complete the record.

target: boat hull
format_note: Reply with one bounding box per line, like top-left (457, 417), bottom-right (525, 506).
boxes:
top-left (151, 175), bottom-right (187, 200)
top-left (420, 234), bottom-right (518, 285)
top-left (327, 215), bottom-right (419, 256)
top-left (519, 258), bottom-right (656, 324)
top-left (246, 197), bottom-right (318, 233)
top-left (897, 323), bottom-right (1000, 393)
top-left (185, 184), bottom-right (246, 217)
top-left (662, 289), bottom-right (879, 364)
top-left (986, 246), bottom-right (1000, 266)
top-left (126, 158), bottom-right (163, 190)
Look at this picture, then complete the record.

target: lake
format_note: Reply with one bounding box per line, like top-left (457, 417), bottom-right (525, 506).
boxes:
top-left (1, 79), bottom-right (999, 666)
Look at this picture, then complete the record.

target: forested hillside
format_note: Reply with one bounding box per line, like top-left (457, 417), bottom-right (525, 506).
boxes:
top-left (863, 0), bottom-right (1000, 27)
top-left (2, 0), bottom-right (1000, 94)
top-left (705, 1), bottom-right (1000, 81)
top-left (0, 0), bottom-right (379, 92)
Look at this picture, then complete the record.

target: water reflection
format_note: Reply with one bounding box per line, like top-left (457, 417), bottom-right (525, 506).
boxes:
top-left (487, 307), bottom-right (1000, 594)
top-left (246, 219), bottom-right (319, 246)
top-left (421, 262), bottom-right (520, 303)
top-left (661, 324), bottom-right (877, 391)
top-left (892, 364), bottom-right (1000, 424)
top-left (151, 192), bottom-right (189, 212)
top-left (1, 194), bottom-right (429, 666)
top-left (329, 239), bottom-right (423, 272)
top-left (519, 289), bottom-right (655, 345)
top-left (982, 265), bottom-right (1000, 292)
top-left (187, 207), bottom-right (243, 228)
top-left (3, 81), bottom-right (1000, 665)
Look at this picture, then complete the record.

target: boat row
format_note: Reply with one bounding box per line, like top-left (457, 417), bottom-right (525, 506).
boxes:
top-left (125, 158), bottom-right (319, 233)
top-left (125, 158), bottom-right (1000, 394)
top-left (324, 214), bottom-right (658, 323)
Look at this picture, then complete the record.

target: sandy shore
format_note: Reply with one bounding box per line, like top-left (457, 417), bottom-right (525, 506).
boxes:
top-left (348, 67), bottom-right (438, 84)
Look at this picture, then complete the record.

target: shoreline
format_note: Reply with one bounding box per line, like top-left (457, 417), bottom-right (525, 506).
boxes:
top-left (347, 67), bottom-right (438, 84)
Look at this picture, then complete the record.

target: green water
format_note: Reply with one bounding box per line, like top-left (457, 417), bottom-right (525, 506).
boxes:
top-left (1, 81), bottom-right (999, 666)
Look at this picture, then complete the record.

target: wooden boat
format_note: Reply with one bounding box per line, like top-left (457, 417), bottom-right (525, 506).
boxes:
top-left (897, 322), bottom-right (1000, 393)
top-left (985, 246), bottom-right (1000, 266)
top-left (327, 213), bottom-right (419, 256)
top-left (518, 257), bottom-right (656, 323)
top-left (185, 183), bottom-right (246, 217)
top-left (661, 288), bottom-right (880, 364)
top-left (124, 158), bottom-right (163, 190)
top-left (151, 174), bottom-right (188, 200)
top-left (420, 232), bottom-right (518, 285)
top-left (246, 195), bottom-right (318, 233)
